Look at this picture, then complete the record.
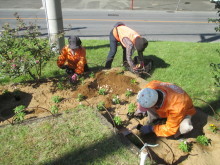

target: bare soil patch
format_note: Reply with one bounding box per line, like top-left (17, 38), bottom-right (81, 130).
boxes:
top-left (0, 68), bottom-right (220, 165)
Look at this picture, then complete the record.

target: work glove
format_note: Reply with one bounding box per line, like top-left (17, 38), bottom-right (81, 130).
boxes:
top-left (60, 65), bottom-right (68, 69)
top-left (66, 67), bottom-right (75, 75)
top-left (134, 109), bottom-right (146, 116)
top-left (133, 64), bottom-right (142, 70)
top-left (71, 73), bottom-right (78, 82)
top-left (139, 125), bottom-right (153, 134)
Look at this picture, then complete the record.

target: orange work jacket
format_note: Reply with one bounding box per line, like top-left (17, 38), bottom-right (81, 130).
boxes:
top-left (145, 80), bottom-right (196, 137)
top-left (113, 25), bottom-right (140, 47)
top-left (57, 46), bottom-right (87, 74)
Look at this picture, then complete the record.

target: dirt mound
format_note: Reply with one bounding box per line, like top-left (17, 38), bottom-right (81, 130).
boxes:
top-left (0, 68), bottom-right (220, 165)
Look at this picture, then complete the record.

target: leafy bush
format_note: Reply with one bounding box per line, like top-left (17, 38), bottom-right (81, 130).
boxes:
top-left (0, 13), bottom-right (56, 80)
top-left (208, 2), bottom-right (220, 32)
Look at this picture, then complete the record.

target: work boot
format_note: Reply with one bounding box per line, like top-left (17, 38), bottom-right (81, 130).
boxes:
top-left (105, 61), bottom-right (112, 69)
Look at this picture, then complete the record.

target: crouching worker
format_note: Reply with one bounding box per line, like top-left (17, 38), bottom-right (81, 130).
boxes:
top-left (135, 80), bottom-right (196, 138)
top-left (57, 36), bottom-right (89, 83)
top-left (105, 22), bottom-right (148, 73)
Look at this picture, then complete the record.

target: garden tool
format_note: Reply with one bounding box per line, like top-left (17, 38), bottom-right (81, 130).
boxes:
top-left (125, 56), bottom-right (153, 77)
top-left (139, 143), bottom-right (159, 165)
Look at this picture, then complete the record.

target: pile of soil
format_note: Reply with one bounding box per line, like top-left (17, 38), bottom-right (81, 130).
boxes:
top-left (0, 68), bottom-right (220, 165)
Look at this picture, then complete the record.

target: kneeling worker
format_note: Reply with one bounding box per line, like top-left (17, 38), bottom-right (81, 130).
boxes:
top-left (57, 36), bottom-right (89, 82)
top-left (135, 80), bottom-right (196, 138)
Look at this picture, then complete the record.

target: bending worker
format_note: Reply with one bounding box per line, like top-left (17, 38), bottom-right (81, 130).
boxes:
top-left (135, 80), bottom-right (196, 138)
top-left (57, 36), bottom-right (89, 82)
top-left (105, 22), bottom-right (148, 72)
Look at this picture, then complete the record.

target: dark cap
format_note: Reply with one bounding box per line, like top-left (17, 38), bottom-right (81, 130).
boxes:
top-left (114, 22), bottom-right (125, 27)
top-left (68, 36), bottom-right (82, 49)
top-left (134, 37), bottom-right (148, 52)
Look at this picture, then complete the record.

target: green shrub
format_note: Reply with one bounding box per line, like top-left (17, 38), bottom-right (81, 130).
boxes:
top-left (0, 13), bottom-right (56, 80)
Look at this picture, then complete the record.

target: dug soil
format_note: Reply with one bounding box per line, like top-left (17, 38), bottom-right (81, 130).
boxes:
top-left (0, 68), bottom-right (220, 165)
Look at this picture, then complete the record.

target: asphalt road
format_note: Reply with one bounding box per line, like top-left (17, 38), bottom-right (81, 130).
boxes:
top-left (0, 0), bottom-right (217, 11)
top-left (0, 0), bottom-right (219, 42)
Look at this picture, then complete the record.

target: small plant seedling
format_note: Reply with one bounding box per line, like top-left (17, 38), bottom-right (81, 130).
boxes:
top-left (178, 141), bottom-right (192, 152)
top-left (98, 88), bottom-right (107, 95)
top-left (75, 103), bottom-right (87, 109)
top-left (14, 111), bottom-right (26, 122)
top-left (96, 102), bottom-right (105, 111)
top-left (130, 79), bottom-right (137, 85)
top-left (125, 89), bottom-right (133, 97)
top-left (208, 124), bottom-right (218, 133)
top-left (57, 81), bottom-right (65, 90)
top-left (128, 103), bottom-right (136, 115)
top-left (113, 116), bottom-right (123, 126)
top-left (89, 72), bottom-right (95, 78)
top-left (51, 96), bottom-right (63, 103)
top-left (121, 66), bottom-right (127, 72)
top-left (2, 89), bottom-right (10, 94)
top-left (112, 95), bottom-right (120, 104)
top-left (196, 135), bottom-right (211, 146)
top-left (79, 76), bottom-right (85, 85)
top-left (13, 105), bottom-right (26, 122)
top-left (51, 105), bottom-right (59, 114)
top-left (77, 93), bottom-right (85, 102)
top-left (117, 67), bottom-right (125, 75)
top-left (14, 105), bottom-right (26, 114)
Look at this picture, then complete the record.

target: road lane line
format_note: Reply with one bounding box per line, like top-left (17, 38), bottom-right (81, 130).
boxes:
top-left (0, 17), bottom-right (212, 24)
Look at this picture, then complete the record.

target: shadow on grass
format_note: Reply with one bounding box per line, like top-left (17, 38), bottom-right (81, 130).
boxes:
top-left (141, 54), bottom-right (170, 79)
top-left (43, 134), bottom-right (136, 165)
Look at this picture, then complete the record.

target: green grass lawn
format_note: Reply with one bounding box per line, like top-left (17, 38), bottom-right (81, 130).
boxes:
top-left (0, 107), bottom-right (139, 165)
top-left (0, 40), bottom-right (219, 164)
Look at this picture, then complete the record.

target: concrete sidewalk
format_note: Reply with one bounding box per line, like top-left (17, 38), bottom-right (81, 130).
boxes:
top-left (0, 0), bottom-right (217, 12)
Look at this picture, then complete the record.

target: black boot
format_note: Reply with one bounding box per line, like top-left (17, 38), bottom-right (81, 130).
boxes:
top-left (105, 60), bottom-right (112, 69)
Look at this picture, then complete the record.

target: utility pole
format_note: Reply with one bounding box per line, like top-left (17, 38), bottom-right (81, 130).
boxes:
top-left (42, 0), bottom-right (65, 52)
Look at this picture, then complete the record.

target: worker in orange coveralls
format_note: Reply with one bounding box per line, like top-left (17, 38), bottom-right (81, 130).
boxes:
top-left (105, 22), bottom-right (148, 73)
top-left (57, 36), bottom-right (89, 82)
top-left (135, 80), bottom-right (196, 138)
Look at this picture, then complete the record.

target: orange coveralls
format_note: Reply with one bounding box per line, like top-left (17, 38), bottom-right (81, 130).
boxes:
top-left (57, 46), bottom-right (87, 75)
top-left (145, 80), bottom-right (196, 137)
